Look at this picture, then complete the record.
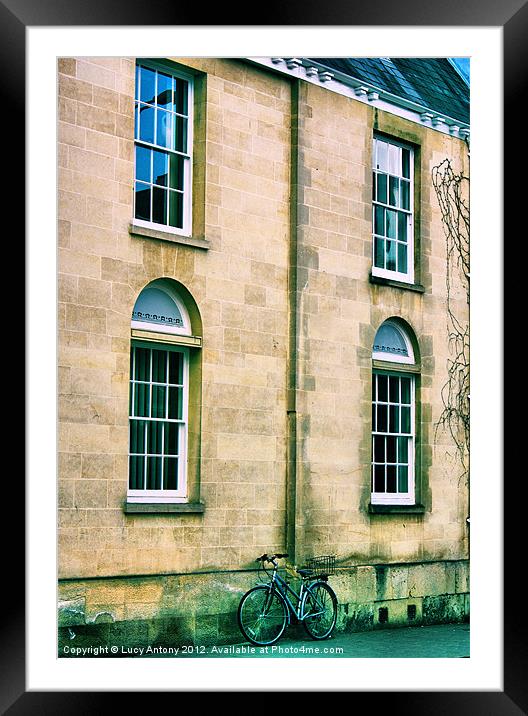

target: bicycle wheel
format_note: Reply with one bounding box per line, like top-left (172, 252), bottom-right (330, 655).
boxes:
top-left (301, 581), bottom-right (337, 640)
top-left (237, 585), bottom-right (289, 646)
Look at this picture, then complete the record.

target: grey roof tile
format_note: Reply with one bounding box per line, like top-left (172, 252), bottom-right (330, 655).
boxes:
top-left (309, 57), bottom-right (470, 125)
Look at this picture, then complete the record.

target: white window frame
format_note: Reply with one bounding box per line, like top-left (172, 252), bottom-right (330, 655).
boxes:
top-left (133, 60), bottom-right (194, 237)
top-left (128, 341), bottom-right (190, 503)
top-left (372, 135), bottom-right (414, 284)
top-left (371, 370), bottom-right (415, 506)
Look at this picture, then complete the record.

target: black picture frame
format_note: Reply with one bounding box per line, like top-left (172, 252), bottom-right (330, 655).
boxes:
top-left (13, 0), bottom-right (517, 710)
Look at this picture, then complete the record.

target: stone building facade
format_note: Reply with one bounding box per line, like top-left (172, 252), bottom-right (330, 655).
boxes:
top-left (58, 56), bottom-right (470, 649)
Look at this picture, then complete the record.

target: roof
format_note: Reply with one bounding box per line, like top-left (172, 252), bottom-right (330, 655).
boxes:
top-left (308, 58), bottom-right (470, 125)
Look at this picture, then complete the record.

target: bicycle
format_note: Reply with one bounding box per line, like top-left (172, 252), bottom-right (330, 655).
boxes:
top-left (237, 553), bottom-right (338, 647)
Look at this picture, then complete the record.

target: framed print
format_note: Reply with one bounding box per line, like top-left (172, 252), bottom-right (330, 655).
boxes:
top-left (15, 0), bottom-right (518, 710)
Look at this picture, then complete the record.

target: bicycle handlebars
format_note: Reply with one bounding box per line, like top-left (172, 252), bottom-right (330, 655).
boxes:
top-left (256, 553), bottom-right (289, 564)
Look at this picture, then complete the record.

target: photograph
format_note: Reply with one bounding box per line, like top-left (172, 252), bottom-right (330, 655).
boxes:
top-left (56, 54), bottom-right (471, 661)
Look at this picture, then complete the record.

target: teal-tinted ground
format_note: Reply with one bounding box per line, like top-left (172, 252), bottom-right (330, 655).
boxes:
top-left (143, 623), bottom-right (470, 659)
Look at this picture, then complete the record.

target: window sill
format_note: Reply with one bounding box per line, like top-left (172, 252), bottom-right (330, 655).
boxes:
top-left (129, 222), bottom-right (210, 250)
top-left (369, 273), bottom-right (425, 293)
top-left (368, 503), bottom-right (425, 515)
top-left (124, 501), bottom-right (205, 514)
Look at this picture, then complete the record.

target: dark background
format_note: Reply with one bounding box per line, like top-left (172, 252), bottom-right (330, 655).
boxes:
top-left (10, 0), bottom-right (518, 711)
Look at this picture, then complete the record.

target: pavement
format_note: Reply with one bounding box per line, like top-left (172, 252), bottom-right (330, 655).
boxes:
top-left (146, 622), bottom-right (470, 659)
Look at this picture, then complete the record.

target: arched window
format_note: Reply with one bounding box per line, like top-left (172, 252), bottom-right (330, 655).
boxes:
top-left (371, 320), bottom-right (418, 505)
top-left (131, 280), bottom-right (191, 335)
top-left (128, 280), bottom-right (198, 505)
top-left (372, 320), bottom-right (414, 364)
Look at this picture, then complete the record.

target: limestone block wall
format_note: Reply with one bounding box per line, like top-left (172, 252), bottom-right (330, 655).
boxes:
top-left (57, 559), bottom-right (469, 652)
top-left (291, 81), bottom-right (469, 566)
top-left (58, 56), bottom-right (469, 641)
top-left (58, 57), bottom-right (291, 578)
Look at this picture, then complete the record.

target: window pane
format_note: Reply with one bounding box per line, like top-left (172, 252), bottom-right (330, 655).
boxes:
top-left (386, 241), bottom-right (396, 271)
top-left (387, 465), bottom-right (397, 492)
top-left (377, 404), bottom-right (387, 432)
top-left (374, 435), bottom-right (385, 462)
top-left (134, 182), bottom-right (151, 221)
top-left (153, 150), bottom-right (169, 186)
top-left (129, 455), bottom-right (145, 490)
top-left (398, 437), bottom-right (409, 464)
top-left (139, 104), bottom-right (155, 144)
top-left (165, 422), bottom-right (179, 455)
top-left (398, 212), bottom-right (408, 242)
top-left (372, 172), bottom-right (376, 201)
top-left (169, 191), bottom-right (184, 229)
top-left (398, 243), bottom-right (408, 274)
top-left (156, 108), bottom-right (174, 149)
top-left (135, 145), bottom-right (151, 183)
top-left (134, 384), bottom-right (150, 417)
top-left (375, 206), bottom-right (384, 235)
top-left (377, 374), bottom-right (388, 402)
top-left (387, 436), bottom-right (397, 463)
top-left (152, 186), bottom-right (168, 225)
top-left (389, 376), bottom-right (399, 402)
top-left (147, 420), bottom-right (163, 453)
top-left (402, 148), bottom-right (410, 178)
top-left (372, 403), bottom-right (376, 431)
top-left (377, 173), bottom-right (388, 204)
top-left (401, 377), bottom-right (411, 404)
top-left (152, 349), bottom-right (167, 383)
top-left (146, 456), bottom-right (162, 490)
top-left (169, 155), bottom-right (185, 191)
top-left (174, 77), bottom-right (188, 115)
top-left (174, 116), bottom-right (188, 153)
top-left (152, 386), bottom-right (167, 419)
top-left (398, 465), bottom-right (408, 493)
top-left (374, 464), bottom-right (385, 492)
top-left (156, 71), bottom-right (173, 110)
top-left (374, 238), bottom-right (385, 268)
top-left (169, 351), bottom-right (184, 384)
top-left (401, 406), bottom-right (411, 434)
top-left (389, 143), bottom-right (400, 175)
top-left (140, 66), bottom-right (156, 103)
top-left (134, 347), bottom-right (151, 381)
top-left (386, 209), bottom-right (397, 239)
top-left (376, 141), bottom-right (388, 171)
top-left (401, 180), bottom-right (410, 210)
top-left (130, 419), bottom-right (146, 454)
top-left (389, 176), bottom-right (399, 207)
top-left (134, 104), bottom-right (139, 140)
top-left (168, 387), bottom-right (183, 420)
top-left (164, 457), bottom-right (178, 490)
top-left (135, 64), bottom-right (140, 101)
top-left (389, 405), bottom-right (399, 433)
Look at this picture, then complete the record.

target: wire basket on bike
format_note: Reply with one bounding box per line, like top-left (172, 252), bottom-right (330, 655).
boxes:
top-left (305, 555), bottom-right (336, 576)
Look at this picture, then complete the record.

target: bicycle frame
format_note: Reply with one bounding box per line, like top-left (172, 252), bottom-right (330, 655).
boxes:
top-left (256, 565), bottom-right (328, 623)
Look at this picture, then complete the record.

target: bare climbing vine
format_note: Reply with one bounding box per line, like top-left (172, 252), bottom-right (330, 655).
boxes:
top-left (432, 159), bottom-right (470, 481)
